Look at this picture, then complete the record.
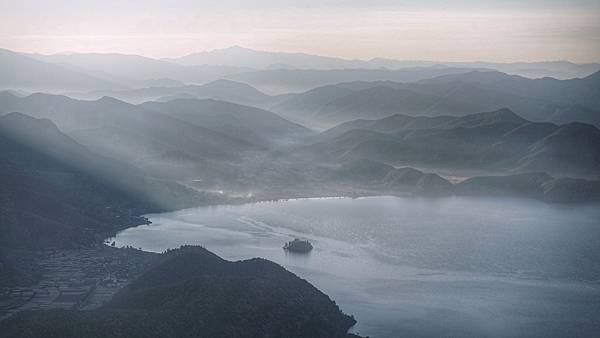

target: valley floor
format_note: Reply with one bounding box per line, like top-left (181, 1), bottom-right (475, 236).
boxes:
top-left (0, 246), bottom-right (156, 321)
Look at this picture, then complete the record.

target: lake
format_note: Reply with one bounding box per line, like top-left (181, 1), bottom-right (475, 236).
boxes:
top-left (110, 196), bottom-right (600, 338)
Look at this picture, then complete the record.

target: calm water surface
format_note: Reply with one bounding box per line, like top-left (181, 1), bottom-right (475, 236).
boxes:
top-left (111, 196), bottom-right (600, 338)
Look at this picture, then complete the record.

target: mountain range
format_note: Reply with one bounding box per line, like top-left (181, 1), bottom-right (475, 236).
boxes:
top-left (0, 90), bottom-right (318, 190)
top-left (168, 46), bottom-right (600, 80)
top-left (269, 71), bottom-right (600, 127)
top-left (3, 47), bottom-right (599, 96)
top-left (297, 109), bottom-right (600, 179)
top-left (140, 98), bottom-right (313, 148)
top-left (0, 49), bottom-right (121, 92)
top-left (2, 85), bottom-right (599, 186)
top-left (27, 51), bottom-right (251, 88)
top-left (0, 91), bottom-right (264, 180)
top-left (54, 70), bottom-right (600, 131)
top-left (224, 67), bottom-right (494, 94)
top-left (72, 79), bottom-right (271, 105)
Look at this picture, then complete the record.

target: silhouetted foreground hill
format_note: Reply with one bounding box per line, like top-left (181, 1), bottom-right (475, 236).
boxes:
top-left (0, 246), bottom-right (360, 338)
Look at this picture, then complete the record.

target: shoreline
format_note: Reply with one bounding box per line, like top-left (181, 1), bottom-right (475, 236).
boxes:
top-left (3, 191), bottom-right (598, 323)
top-left (107, 195), bottom-right (600, 338)
top-left (140, 189), bottom-right (600, 219)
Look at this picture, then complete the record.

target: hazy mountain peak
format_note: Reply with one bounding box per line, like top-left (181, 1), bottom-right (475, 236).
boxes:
top-left (445, 108), bottom-right (528, 128)
top-left (552, 121), bottom-right (600, 136)
top-left (95, 95), bottom-right (127, 104)
top-left (582, 70), bottom-right (600, 84)
top-left (203, 78), bottom-right (259, 90)
top-left (223, 45), bottom-right (249, 52)
top-left (24, 92), bottom-right (76, 104)
top-left (421, 70), bottom-right (513, 84)
top-left (1, 111), bottom-right (55, 129)
top-left (0, 90), bottom-right (19, 99)
top-left (0, 48), bottom-right (121, 92)
top-left (205, 79), bottom-right (268, 97)
top-left (477, 107), bottom-right (527, 122)
top-left (0, 111), bottom-right (87, 155)
top-left (167, 45), bottom-right (366, 70)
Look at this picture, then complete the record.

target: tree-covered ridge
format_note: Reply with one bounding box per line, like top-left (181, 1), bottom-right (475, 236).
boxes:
top-left (1, 246), bottom-right (360, 338)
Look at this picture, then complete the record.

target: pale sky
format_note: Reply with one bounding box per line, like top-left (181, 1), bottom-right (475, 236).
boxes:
top-left (1, 0), bottom-right (599, 62)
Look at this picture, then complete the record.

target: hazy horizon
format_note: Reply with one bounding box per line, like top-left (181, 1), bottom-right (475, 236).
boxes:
top-left (2, 0), bottom-right (599, 63)
top-left (4, 45), bottom-right (600, 65)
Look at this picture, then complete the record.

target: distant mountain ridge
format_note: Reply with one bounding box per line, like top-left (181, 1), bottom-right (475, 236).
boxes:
top-left (0, 49), bottom-right (122, 92)
top-left (225, 67), bottom-right (497, 94)
top-left (140, 98), bottom-right (313, 147)
top-left (0, 91), bottom-right (321, 187)
top-left (454, 172), bottom-right (600, 203)
top-left (0, 91), bottom-right (263, 180)
top-left (168, 46), bottom-right (600, 79)
top-left (320, 158), bottom-right (600, 203)
top-left (298, 109), bottom-right (600, 179)
top-left (27, 51), bottom-right (251, 88)
top-left (3, 47), bottom-right (598, 95)
top-left (165, 45), bottom-right (367, 69)
top-left (72, 79), bottom-right (270, 105)
top-left (271, 71), bottom-right (600, 127)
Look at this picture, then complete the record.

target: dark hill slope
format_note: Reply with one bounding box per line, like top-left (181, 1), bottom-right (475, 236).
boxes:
top-left (454, 173), bottom-right (600, 203)
top-left (274, 85), bottom-right (481, 126)
top-left (548, 104), bottom-right (600, 127)
top-left (140, 98), bottom-right (313, 148)
top-left (0, 246), bottom-right (359, 338)
top-left (272, 71), bottom-right (600, 126)
top-left (0, 49), bottom-right (119, 92)
top-left (454, 172), bottom-right (554, 199)
top-left (420, 70), bottom-right (600, 110)
top-left (443, 108), bottom-right (528, 128)
top-left (301, 109), bottom-right (600, 178)
top-left (0, 113), bottom-right (204, 250)
top-left (226, 67), bottom-right (488, 94)
top-left (331, 159), bottom-right (453, 196)
top-left (29, 52), bottom-right (250, 88)
top-left (0, 92), bottom-right (257, 179)
top-left (83, 79), bottom-right (270, 105)
top-left (515, 122), bottom-right (600, 177)
top-left (316, 114), bottom-right (455, 141)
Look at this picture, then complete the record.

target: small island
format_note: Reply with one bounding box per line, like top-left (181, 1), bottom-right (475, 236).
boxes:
top-left (283, 239), bottom-right (314, 253)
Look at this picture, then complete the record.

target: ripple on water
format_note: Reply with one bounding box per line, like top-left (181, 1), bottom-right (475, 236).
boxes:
top-left (111, 196), bottom-right (600, 338)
